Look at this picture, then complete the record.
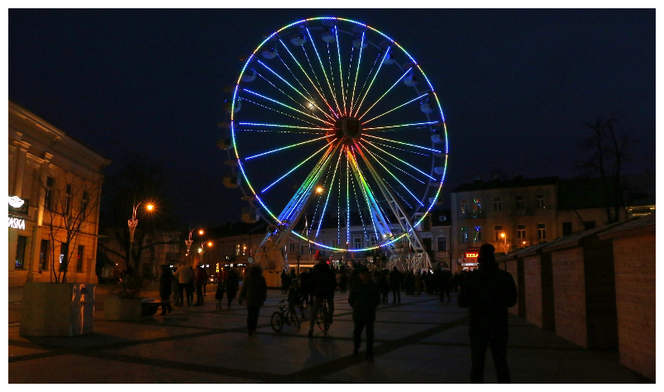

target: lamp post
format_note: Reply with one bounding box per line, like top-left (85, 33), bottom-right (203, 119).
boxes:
top-left (500, 231), bottom-right (510, 254)
top-left (127, 202), bottom-right (154, 271)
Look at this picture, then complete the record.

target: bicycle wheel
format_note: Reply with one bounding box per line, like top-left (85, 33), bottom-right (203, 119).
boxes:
top-left (271, 312), bottom-right (284, 332)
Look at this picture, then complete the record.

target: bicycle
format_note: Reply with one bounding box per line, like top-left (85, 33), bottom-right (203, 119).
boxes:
top-left (315, 298), bottom-right (331, 337)
top-left (271, 299), bottom-right (300, 332)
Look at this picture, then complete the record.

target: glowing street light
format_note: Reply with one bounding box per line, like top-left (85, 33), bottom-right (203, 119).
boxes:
top-left (127, 202), bottom-right (155, 267)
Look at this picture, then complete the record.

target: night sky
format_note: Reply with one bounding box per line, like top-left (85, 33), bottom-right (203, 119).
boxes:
top-left (8, 8), bottom-right (656, 227)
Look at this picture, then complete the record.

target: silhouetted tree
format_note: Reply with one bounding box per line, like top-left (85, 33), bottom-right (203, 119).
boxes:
top-left (576, 113), bottom-right (630, 223)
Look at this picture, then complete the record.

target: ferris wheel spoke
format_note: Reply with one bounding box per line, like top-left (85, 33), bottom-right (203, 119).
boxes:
top-left (326, 43), bottom-right (342, 116)
top-left (278, 142), bottom-right (340, 224)
top-left (304, 27), bottom-right (343, 116)
top-left (354, 143), bottom-right (425, 209)
top-left (349, 31), bottom-right (366, 115)
top-left (364, 147), bottom-right (427, 184)
top-left (348, 172), bottom-right (373, 246)
top-left (357, 67), bottom-right (412, 121)
top-left (300, 44), bottom-right (338, 118)
top-left (238, 122), bottom-right (328, 133)
top-left (315, 148), bottom-right (343, 239)
top-left (260, 141), bottom-right (334, 194)
top-left (253, 68), bottom-right (319, 114)
top-left (335, 26), bottom-right (348, 116)
top-left (363, 120), bottom-right (439, 132)
top-left (256, 59), bottom-right (332, 122)
top-left (360, 144), bottom-right (427, 206)
top-left (243, 88), bottom-right (333, 126)
top-left (361, 139), bottom-right (436, 182)
top-left (363, 133), bottom-right (442, 154)
top-left (240, 97), bottom-right (323, 127)
top-left (362, 139), bottom-right (430, 158)
top-left (347, 149), bottom-right (388, 241)
top-left (243, 135), bottom-right (329, 161)
top-left (277, 39), bottom-right (338, 120)
top-left (352, 46), bottom-right (391, 119)
top-left (362, 92), bottom-right (429, 125)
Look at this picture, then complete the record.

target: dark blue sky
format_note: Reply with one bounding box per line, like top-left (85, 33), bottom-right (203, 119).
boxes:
top-left (8, 9), bottom-right (655, 227)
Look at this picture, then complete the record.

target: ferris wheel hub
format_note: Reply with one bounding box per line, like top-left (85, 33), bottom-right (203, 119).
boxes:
top-left (328, 116), bottom-right (362, 145)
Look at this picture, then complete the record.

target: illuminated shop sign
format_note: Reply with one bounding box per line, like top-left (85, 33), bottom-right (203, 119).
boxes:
top-left (8, 195), bottom-right (29, 215)
top-left (8, 217), bottom-right (26, 230)
top-left (465, 252), bottom-right (479, 258)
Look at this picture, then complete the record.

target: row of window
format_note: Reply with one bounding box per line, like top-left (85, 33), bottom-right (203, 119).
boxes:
top-left (15, 237), bottom-right (85, 272)
top-left (45, 176), bottom-right (90, 215)
top-left (459, 224), bottom-right (548, 243)
top-left (460, 195), bottom-right (547, 214)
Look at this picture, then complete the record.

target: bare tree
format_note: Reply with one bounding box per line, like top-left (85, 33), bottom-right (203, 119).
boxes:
top-left (576, 113), bottom-right (630, 223)
top-left (38, 176), bottom-right (102, 283)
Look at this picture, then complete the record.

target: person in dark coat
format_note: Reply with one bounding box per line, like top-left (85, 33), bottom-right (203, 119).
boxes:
top-left (194, 265), bottom-right (208, 306)
top-left (225, 269), bottom-right (239, 309)
top-left (458, 243), bottom-right (517, 383)
top-left (239, 265), bottom-right (268, 336)
top-left (348, 265), bottom-right (381, 361)
top-left (158, 265), bottom-right (173, 315)
top-left (307, 258), bottom-right (336, 337)
top-left (389, 267), bottom-right (403, 303)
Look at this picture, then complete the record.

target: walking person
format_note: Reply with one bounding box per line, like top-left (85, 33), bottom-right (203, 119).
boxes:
top-left (215, 277), bottom-right (226, 310)
top-left (308, 258), bottom-right (336, 337)
top-left (174, 263), bottom-right (194, 306)
top-left (226, 269), bottom-right (240, 309)
top-left (194, 265), bottom-right (208, 306)
top-left (239, 265), bottom-right (267, 336)
top-left (158, 265), bottom-right (173, 315)
top-left (458, 244), bottom-right (517, 383)
top-left (171, 267), bottom-right (180, 306)
top-left (186, 266), bottom-right (195, 306)
top-left (389, 267), bottom-right (403, 304)
top-left (348, 265), bottom-right (381, 361)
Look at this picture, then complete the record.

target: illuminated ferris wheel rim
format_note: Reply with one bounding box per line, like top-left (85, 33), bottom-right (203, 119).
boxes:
top-left (229, 16), bottom-right (449, 252)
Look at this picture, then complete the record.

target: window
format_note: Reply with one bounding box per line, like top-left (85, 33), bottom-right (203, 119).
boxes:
top-left (242, 244), bottom-right (247, 256)
top-left (537, 223), bottom-right (547, 240)
top-left (59, 242), bottom-right (69, 271)
top-left (537, 194), bottom-right (546, 209)
top-left (39, 240), bottom-right (50, 270)
top-left (562, 222), bottom-right (572, 236)
top-left (471, 199), bottom-right (482, 217)
top-left (65, 184), bottom-right (72, 215)
top-left (516, 225), bottom-right (526, 241)
top-left (460, 227), bottom-right (468, 243)
top-left (301, 245), bottom-right (306, 254)
top-left (493, 197), bottom-right (502, 212)
top-left (76, 245), bottom-right (85, 272)
top-left (515, 196), bottom-right (524, 210)
top-left (235, 244), bottom-right (241, 256)
top-left (473, 226), bottom-right (482, 242)
top-left (353, 234), bottom-right (362, 249)
top-left (437, 237), bottom-right (447, 252)
top-left (438, 215), bottom-right (447, 222)
top-left (289, 243), bottom-right (296, 252)
top-left (46, 176), bottom-right (55, 211)
top-left (495, 225), bottom-right (504, 241)
top-left (584, 221), bottom-right (596, 230)
top-left (460, 199), bottom-right (468, 214)
top-left (81, 191), bottom-right (89, 216)
top-left (15, 236), bottom-right (28, 269)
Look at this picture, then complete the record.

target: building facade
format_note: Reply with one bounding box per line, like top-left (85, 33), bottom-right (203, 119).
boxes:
top-left (450, 175), bottom-right (654, 272)
top-left (8, 101), bottom-right (111, 287)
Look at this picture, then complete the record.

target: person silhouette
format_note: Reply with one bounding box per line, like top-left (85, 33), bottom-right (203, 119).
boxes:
top-left (458, 243), bottom-right (517, 382)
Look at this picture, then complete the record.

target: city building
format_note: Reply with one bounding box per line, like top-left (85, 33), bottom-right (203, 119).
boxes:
top-left (450, 175), bottom-right (655, 272)
top-left (8, 100), bottom-right (111, 287)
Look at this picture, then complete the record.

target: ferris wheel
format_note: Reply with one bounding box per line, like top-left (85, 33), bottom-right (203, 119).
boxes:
top-left (222, 16), bottom-right (448, 264)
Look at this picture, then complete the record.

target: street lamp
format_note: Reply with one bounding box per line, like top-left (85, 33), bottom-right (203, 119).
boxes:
top-left (127, 202), bottom-right (155, 269)
top-left (500, 231), bottom-right (510, 254)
